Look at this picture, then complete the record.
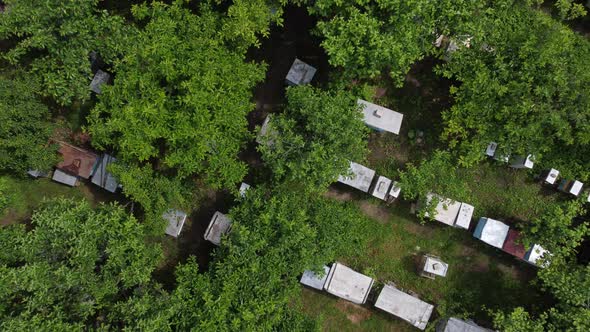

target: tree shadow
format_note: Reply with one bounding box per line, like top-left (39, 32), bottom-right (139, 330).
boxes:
top-left (153, 188), bottom-right (234, 290)
top-left (442, 263), bottom-right (552, 326)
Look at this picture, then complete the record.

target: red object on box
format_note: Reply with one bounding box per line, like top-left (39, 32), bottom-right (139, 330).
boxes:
top-left (56, 141), bottom-right (98, 179)
top-left (502, 229), bottom-right (526, 259)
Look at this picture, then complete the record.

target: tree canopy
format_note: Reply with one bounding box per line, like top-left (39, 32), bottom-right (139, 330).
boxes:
top-left (306, 0), bottom-right (479, 84)
top-left (107, 163), bottom-right (190, 232)
top-left (521, 200), bottom-right (589, 258)
top-left (0, 71), bottom-right (57, 174)
top-left (170, 186), bottom-right (370, 330)
top-left (88, 1), bottom-right (265, 192)
top-left (0, 1), bottom-right (589, 330)
top-left (217, 0), bottom-right (287, 51)
top-left (0, 199), bottom-right (162, 330)
top-left (440, 1), bottom-right (590, 179)
top-left (0, 0), bottom-right (128, 105)
top-left (259, 86), bottom-right (368, 191)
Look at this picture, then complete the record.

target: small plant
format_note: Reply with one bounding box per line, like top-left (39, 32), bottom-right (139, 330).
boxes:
top-left (362, 266), bottom-right (378, 280)
top-left (0, 177), bottom-right (10, 214)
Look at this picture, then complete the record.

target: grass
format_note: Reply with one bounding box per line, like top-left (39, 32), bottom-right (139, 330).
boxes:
top-left (457, 163), bottom-right (558, 222)
top-left (347, 138), bottom-right (556, 330)
top-left (0, 175), bottom-right (113, 225)
top-left (299, 197), bottom-right (547, 331)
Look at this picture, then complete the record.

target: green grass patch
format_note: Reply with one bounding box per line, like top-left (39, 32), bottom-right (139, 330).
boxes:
top-left (0, 176), bottom-right (101, 224)
top-left (299, 199), bottom-right (547, 331)
top-left (457, 163), bottom-right (557, 222)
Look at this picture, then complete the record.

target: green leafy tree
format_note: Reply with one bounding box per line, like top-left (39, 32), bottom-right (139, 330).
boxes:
top-left (398, 150), bottom-right (470, 218)
top-left (492, 307), bottom-right (547, 332)
top-left (217, 0), bottom-right (287, 51)
top-left (87, 1), bottom-right (265, 192)
top-left (0, 198), bottom-right (163, 330)
top-left (306, 0), bottom-right (479, 84)
top-left (553, 0), bottom-right (587, 20)
top-left (539, 258), bottom-right (590, 313)
top-left (522, 200), bottom-right (589, 258)
top-left (259, 86), bottom-right (368, 191)
top-left (107, 283), bottom-right (173, 331)
top-left (439, 1), bottom-right (590, 179)
top-left (170, 186), bottom-right (369, 330)
top-left (107, 163), bottom-right (191, 233)
top-left (0, 0), bottom-right (128, 105)
top-left (494, 257), bottom-right (590, 331)
top-left (0, 71), bottom-right (57, 173)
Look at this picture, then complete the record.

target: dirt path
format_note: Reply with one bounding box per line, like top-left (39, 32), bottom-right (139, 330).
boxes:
top-left (246, 5), bottom-right (329, 131)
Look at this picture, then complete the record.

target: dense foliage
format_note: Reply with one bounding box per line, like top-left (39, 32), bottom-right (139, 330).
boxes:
top-left (88, 2), bottom-right (264, 188)
top-left (0, 71), bottom-right (57, 174)
top-left (259, 86), bottom-right (368, 191)
top-left (0, 0), bottom-right (128, 105)
top-left (0, 199), bottom-right (162, 330)
top-left (552, 0), bottom-right (588, 20)
top-left (87, 1), bottom-right (266, 221)
top-left (522, 200), bottom-right (589, 258)
top-left (170, 186), bottom-right (370, 330)
top-left (218, 0), bottom-right (287, 50)
top-left (306, 0), bottom-right (479, 84)
top-left (107, 163), bottom-right (190, 232)
top-left (440, 1), bottom-right (590, 179)
top-left (494, 255), bottom-right (590, 331)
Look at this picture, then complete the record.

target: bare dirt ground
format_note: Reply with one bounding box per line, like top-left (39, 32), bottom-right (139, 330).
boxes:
top-left (359, 201), bottom-right (391, 224)
top-left (0, 211), bottom-right (19, 226)
top-left (334, 300), bottom-right (373, 325)
top-left (323, 188), bottom-right (355, 202)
